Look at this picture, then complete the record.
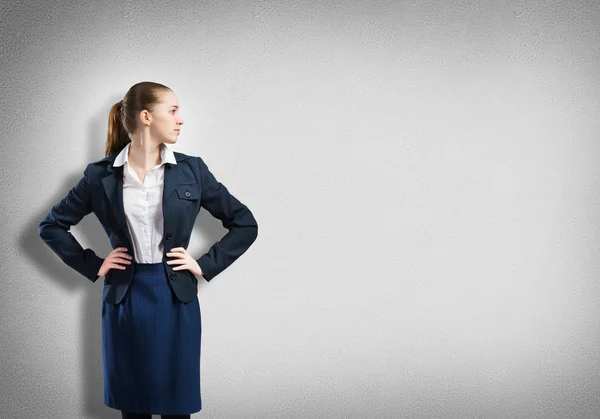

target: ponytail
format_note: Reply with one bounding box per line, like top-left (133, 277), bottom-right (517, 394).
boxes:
top-left (105, 99), bottom-right (130, 157)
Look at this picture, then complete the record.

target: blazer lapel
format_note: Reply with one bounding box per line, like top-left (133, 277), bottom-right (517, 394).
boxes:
top-left (101, 162), bottom-right (131, 245)
top-left (101, 153), bottom-right (183, 249)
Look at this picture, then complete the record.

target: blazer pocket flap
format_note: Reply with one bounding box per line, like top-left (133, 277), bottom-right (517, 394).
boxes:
top-left (176, 184), bottom-right (200, 200)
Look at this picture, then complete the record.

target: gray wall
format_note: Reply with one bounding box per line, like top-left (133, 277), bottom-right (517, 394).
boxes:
top-left (2, 0), bottom-right (599, 418)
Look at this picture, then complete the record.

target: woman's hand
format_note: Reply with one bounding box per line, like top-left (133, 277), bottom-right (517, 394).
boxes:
top-left (97, 247), bottom-right (133, 277)
top-left (166, 247), bottom-right (203, 277)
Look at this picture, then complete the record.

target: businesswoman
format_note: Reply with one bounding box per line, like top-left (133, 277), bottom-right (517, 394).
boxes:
top-left (38, 81), bottom-right (258, 418)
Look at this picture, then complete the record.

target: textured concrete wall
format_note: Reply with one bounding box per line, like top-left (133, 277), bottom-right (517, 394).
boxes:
top-left (2, 0), bottom-right (600, 418)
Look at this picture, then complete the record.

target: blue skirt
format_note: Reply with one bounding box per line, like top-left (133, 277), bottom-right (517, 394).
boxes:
top-left (101, 262), bottom-right (202, 415)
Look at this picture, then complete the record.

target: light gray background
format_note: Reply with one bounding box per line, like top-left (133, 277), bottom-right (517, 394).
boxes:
top-left (2, 0), bottom-right (599, 418)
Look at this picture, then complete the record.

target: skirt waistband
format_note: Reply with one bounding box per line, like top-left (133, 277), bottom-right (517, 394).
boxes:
top-left (133, 261), bottom-right (165, 273)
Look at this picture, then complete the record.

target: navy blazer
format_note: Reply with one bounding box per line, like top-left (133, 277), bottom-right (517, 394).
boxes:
top-left (38, 150), bottom-right (258, 305)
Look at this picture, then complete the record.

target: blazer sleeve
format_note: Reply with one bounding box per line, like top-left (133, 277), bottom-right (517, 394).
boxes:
top-left (38, 163), bottom-right (105, 283)
top-left (195, 156), bottom-right (258, 281)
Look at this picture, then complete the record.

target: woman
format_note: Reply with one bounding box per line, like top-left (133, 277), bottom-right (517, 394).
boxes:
top-left (38, 81), bottom-right (259, 418)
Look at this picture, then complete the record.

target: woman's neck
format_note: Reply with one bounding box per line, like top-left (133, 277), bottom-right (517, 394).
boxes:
top-left (128, 141), bottom-right (163, 171)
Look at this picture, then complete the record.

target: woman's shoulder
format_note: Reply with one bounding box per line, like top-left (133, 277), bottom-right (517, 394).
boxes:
top-left (86, 154), bottom-right (113, 169)
top-left (172, 150), bottom-right (199, 162)
top-left (171, 151), bottom-right (211, 167)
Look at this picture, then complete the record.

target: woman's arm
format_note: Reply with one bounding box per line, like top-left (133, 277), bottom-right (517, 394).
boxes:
top-left (38, 163), bottom-right (105, 282)
top-left (195, 156), bottom-right (258, 281)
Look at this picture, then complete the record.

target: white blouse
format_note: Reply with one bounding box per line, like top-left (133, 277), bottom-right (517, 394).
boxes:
top-left (112, 142), bottom-right (177, 263)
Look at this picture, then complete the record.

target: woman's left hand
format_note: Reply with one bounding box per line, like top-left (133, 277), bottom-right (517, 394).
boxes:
top-left (166, 247), bottom-right (203, 277)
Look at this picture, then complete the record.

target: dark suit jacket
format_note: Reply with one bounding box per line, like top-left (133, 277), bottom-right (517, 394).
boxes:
top-left (38, 150), bottom-right (258, 305)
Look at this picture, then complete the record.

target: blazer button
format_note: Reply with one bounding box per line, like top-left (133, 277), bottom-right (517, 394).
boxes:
top-left (166, 233), bottom-right (172, 240)
top-left (185, 191), bottom-right (191, 197)
top-left (170, 273), bottom-right (177, 280)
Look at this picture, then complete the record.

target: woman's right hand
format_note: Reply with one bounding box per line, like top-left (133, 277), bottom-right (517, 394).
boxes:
top-left (97, 247), bottom-right (133, 277)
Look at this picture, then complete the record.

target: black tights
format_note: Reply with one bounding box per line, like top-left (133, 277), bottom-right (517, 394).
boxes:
top-left (120, 411), bottom-right (190, 419)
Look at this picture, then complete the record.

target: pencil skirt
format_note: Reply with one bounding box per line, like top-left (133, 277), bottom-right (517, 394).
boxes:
top-left (101, 262), bottom-right (202, 415)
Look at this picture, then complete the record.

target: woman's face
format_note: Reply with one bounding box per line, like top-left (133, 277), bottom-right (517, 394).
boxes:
top-left (144, 90), bottom-right (184, 145)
